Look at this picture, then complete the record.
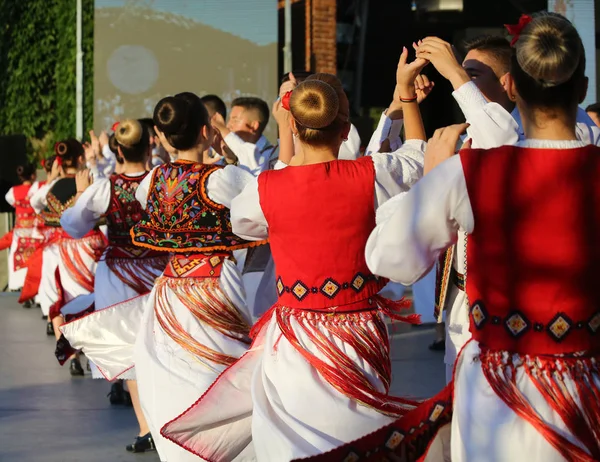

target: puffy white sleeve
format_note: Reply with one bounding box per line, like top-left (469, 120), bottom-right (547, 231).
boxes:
top-left (205, 165), bottom-right (254, 209)
top-left (229, 179), bottom-right (268, 241)
top-left (30, 180), bottom-right (56, 214)
top-left (135, 169), bottom-right (155, 210)
top-left (452, 82), bottom-right (520, 149)
top-left (5, 188), bottom-right (15, 207)
top-left (224, 132), bottom-right (262, 176)
top-left (366, 155), bottom-right (474, 285)
top-left (365, 112), bottom-right (405, 156)
top-left (60, 178), bottom-right (111, 239)
top-left (338, 124), bottom-right (362, 160)
top-left (372, 139), bottom-right (426, 207)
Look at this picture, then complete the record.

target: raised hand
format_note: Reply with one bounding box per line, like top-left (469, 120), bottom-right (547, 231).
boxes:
top-left (279, 72), bottom-right (297, 98)
top-left (424, 123), bottom-right (469, 174)
top-left (415, 74), bottom-right (435, 104)
top-left (98, 131), bottom-right (109, 151)
top-left (415, 38), bottom-right (469, 90)
top-left (75, 169), bottom-right (92, 193)
top-left (89, 130), bottom-right (101, 158)
top-left (396, 47), bottom-right (429, 97)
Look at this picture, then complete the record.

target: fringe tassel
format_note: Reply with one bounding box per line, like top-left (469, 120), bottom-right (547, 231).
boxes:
top-left (481, 350), bottom-right (600, 461)
top-left (375, 295), bottom-right (422, 325)
top-left (276, 307), bottom-right (420, 417)
top-left (154, 276), bottom-right (251, 369)
top-left (106, 255), bottom-right (169, 295)
top-left (58, 235), bottom-right (106, 293)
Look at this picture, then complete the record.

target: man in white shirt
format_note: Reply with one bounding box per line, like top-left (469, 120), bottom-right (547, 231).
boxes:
top-left (211, 97), bottom-right (275, 176)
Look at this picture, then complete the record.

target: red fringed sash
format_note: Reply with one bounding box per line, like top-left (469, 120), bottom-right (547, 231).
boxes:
top-left (481, 349), bottom-right (600, 461)
top-left (271, 297), bottom-right (421, 418)
top-left (154, 275), bottom-right (251, 368)
top-left (14, 236), bottom-right (42, 270)
top-left (105, 254), bottom-right (169, 295)
top-left (58, 233), bottom-right (106, 294)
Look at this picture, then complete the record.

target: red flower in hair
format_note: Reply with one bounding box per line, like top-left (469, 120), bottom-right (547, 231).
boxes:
top-left (281, 91), bottom-right (292, 111)
top-left (111, 121), bottom-right (120, 132)
top-left (505, 14), bottom-right (533, 47)
top-left (41, 159), bottom-right (46, 168)
top-left (56, 157), bottom-right (62, 166)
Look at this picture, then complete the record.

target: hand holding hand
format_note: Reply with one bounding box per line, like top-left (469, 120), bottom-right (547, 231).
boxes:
top-left (415, 74), bottom-right (435, 104)
top-left (279, 72), bottom-right (297, 98)
top-left (48, 158), bottom-right (63, 182)
top-left (98, 131), bottom-right (109, 151)
top-left (396, 46), bottom-right (429, 99)
top-left (415, 38), bottom-right (469, 90)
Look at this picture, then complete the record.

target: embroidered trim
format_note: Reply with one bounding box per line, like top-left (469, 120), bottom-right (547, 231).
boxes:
top-left (41, 192), bottom-right (76, 226)
top-left (106, 173), bottom-right (147, 247)
top-left (131, 162), bottom-right (264, 253)
top-left (470, 302), bottom-right (600, 342)
top-left (277, 273), bottom-right (378, 301)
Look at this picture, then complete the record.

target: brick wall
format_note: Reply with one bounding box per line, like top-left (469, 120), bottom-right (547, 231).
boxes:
top-left (305, 0), bottom-right (337, 73)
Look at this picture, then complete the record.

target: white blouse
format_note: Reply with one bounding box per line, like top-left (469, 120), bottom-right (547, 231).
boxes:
top-left (60, 172), bottom-right (146, 239)
top-left (30, 180), bottom-right (58, 214)
top-left (365, 139), bottom-right (588, 286)
top-left (5, 181), bottom-right (41, 208)
top-left (453, 81), bottom-right (600, 149)
top-left (231, 141), bottom-right (426, 242)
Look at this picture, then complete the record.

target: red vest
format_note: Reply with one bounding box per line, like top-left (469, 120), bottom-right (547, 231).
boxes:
top-left (461, 145), bottom-right (600, 355)
top-left (12, 184), bottom-right (35, 228)
top-left (106, 173), bottom-right (148, 248)
top-left (258, 156), bottom-right (385, 310)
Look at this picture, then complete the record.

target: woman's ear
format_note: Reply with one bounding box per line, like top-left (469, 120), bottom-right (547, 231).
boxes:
top-left (505, 73), bottom-right (518, 102)
top-left (289, 117), bottom-right (299, 137)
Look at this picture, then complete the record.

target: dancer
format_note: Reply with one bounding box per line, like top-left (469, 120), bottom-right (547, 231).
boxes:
top-left (323, 12), bottom-right (600, 462)
top-left (2, 164), bottom-right (40, 296)
top-left (37, 139), bottom-right (107, 375)
top-left (58, 119), bottom-right (169, 451)
top-left (130, 92), bottom-right (259, 462)
top-left (161, 50), bottom-right (427, 462)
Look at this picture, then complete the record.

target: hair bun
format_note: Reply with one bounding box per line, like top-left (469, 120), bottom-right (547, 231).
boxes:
top-left (516, 12), bottom-right (583, 88)
top-left (55, 141), bottom-right (68, 157)
top-left (16, 166), bottom-right (24, 175)
top-left (290, 80), bottom-right (340, 129)
top-left (115, 119), bottom-right (143, 148)
top-left (154, 96), bottom-right (190, 136)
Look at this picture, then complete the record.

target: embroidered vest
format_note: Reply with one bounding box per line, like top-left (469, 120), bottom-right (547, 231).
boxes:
top-left (131, 160), bottom-right (253, 253)
top-left (40, 177), bottom-right (77, 227)
top-left (106, 173), bottom-right (148, 248)
top-left (461, 145), bottom-right (600, 355)
top-left (11, 184), bottom-right (36, 228)
top-left (258, 156), bottom-right (386, 310)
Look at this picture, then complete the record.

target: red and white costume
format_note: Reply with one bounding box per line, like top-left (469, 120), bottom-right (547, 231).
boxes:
top-left (312, 139), bottom-right (600, 462)
top-left (2, 182), bottom-right (41, 291)
top-left (33, 177), bottom-right (106, 322)
top-left (58, 172), bottom-right (169, 379)
top-left (160, 142), bottom-right (425, 461)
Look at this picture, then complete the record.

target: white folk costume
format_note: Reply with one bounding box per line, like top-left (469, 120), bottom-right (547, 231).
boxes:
top-left (127, 160), bottom-right (257, 462)
top-left (57, 172), bottom-right (169, 379)
top-left (1, 182), bottom-right (41, 291)
top-left (34, 176), bottom-right (106, 323)
top-left (312, 139), bottom-right (600, 462)
top-left (434, 81), bottom-right (600, 382)
top-left (160, 142), bottom-right (426, 462)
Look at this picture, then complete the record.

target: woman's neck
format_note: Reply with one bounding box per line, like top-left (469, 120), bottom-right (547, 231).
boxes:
top-left (520, 105), bottom-right (578, 141)
top-left (122, 161), bottom-right (147, 174)
top-left (63, 167), bottom-right (78, 175)
top-left (22, 181), bottom-right (32, 185)
top-left (295, 144), bottom-right (338, 166)
top-left (175, 148), bottom-right (203, 163)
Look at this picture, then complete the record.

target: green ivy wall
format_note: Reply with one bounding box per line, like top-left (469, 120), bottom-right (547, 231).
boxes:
top-left (0, 0), bottom-right (94, 160)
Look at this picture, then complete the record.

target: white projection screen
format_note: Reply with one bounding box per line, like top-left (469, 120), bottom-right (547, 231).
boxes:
top-left (94, 0), bottom-right (278, 139)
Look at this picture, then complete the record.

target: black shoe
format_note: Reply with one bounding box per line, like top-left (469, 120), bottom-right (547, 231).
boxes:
top-left (22, 300), bottom-right (32, 309)
top-left (428, 339), bottom-right (446, 351)
top-left (123, 390), bottom-right (133, 407)
top-left (126, 433), bottom-right (156, 453)
top-left (69, 358), bottom-right (84, 376)
top-left (107, 381), bottom-right (126, 405)
top-left (35, 303), bottom-right (41, 309)
top-left (41, 315), bottom-right (47, 320)
top-left (46, 322), bottom-right (54, 336)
